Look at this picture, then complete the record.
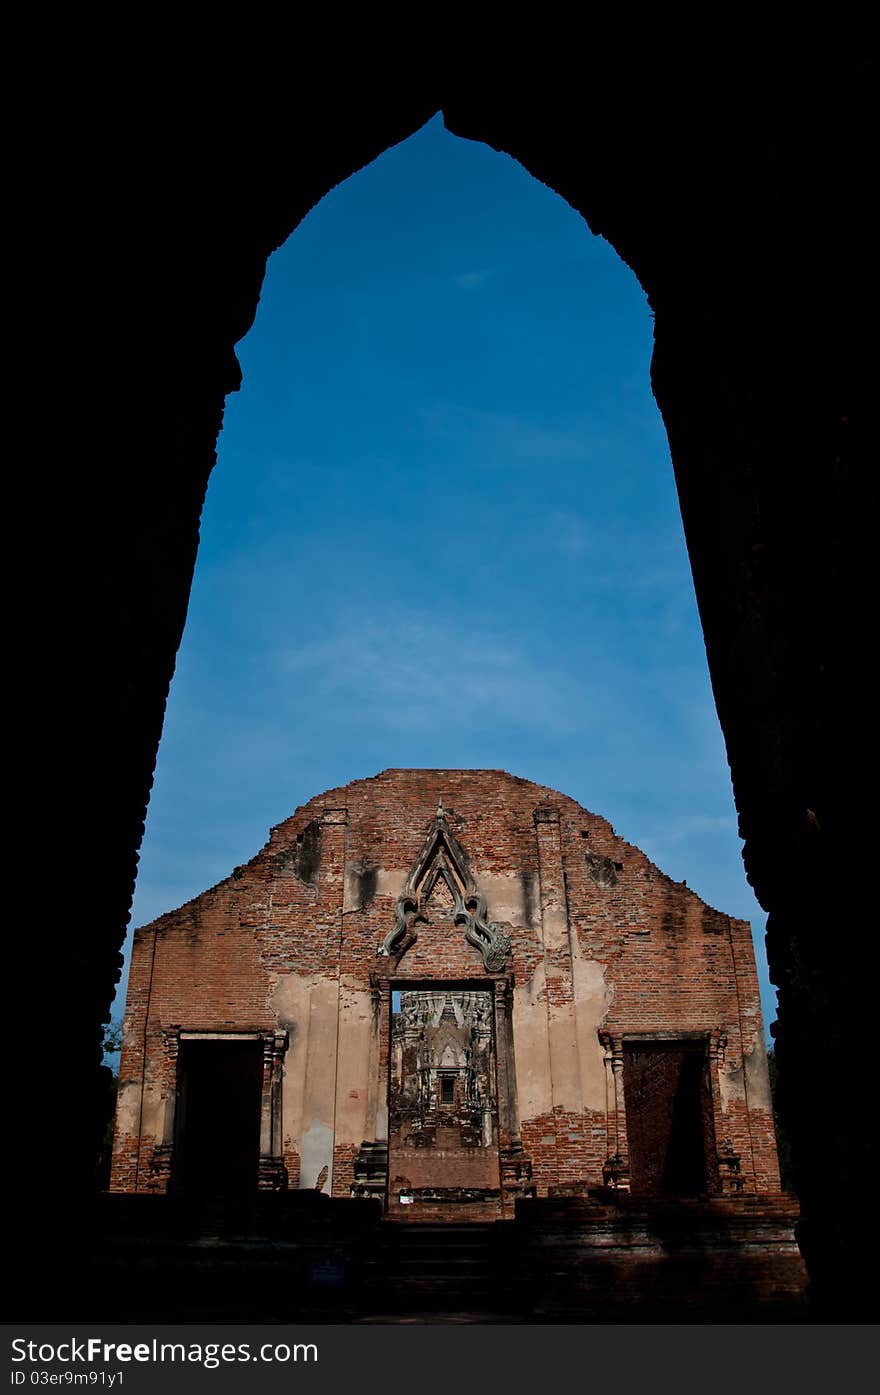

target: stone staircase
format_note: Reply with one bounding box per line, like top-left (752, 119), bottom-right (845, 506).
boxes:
top-left (355, 1221), bottom-right (522, 1320)
top-left (41, 1192), bottom-right (807, 1323)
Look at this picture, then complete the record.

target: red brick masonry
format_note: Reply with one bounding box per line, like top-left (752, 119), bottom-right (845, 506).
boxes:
top-left (112, 769), bottom-right (782, 1223)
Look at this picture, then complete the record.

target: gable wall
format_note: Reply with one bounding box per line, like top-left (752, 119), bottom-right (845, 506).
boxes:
top-left (111, 769), bottom-right (779, 1202)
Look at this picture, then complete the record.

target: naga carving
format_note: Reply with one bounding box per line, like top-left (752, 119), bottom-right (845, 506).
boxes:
top-left (454, 891), bottom-right (512, 972)
top-left (379, 801), bottom-right (510, 970)
top-left (381, 893), bottom-right (419, 958)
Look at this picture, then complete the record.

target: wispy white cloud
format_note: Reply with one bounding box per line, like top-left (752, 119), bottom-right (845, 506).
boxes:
top-left (278, 611), bottom-right (579, 735)
top-left (417, 403), bottom-right (606, 466)
top-left (452, 269), bottom-right (493, 290)
top-left (641, 812), bottom-right (740, 850)
top-left (528, 509), bottom-right (593, 558)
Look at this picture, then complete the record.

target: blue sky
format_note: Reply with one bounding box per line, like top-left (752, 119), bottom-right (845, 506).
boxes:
top-left (118, 114), bottom-right (776, 1036)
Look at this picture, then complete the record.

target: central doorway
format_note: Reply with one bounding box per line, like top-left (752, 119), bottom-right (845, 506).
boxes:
top-left (387, 986), bottom-right (501, 1219)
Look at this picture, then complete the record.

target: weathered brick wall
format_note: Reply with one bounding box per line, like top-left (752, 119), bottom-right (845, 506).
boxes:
top-left (111, 769), bottom-right (780, 1213)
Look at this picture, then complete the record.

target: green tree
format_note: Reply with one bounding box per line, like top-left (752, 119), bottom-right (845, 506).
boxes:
top-left (103, 1016), bottom-right (123, 1062)
top-left (95, 1016), bottom-right (123, 1189)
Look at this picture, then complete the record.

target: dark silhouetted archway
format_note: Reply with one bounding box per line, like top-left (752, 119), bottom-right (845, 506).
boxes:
top-left (19, 35), bottom-right (873, 1321)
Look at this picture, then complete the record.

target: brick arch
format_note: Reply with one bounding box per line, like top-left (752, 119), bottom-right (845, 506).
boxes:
top-left (25, 40), bottom-right (872, 1320)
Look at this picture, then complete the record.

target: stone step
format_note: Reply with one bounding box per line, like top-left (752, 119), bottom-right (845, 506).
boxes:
top-left (357, 1284), bottom-right (502, 1312)
top-left (381, 1225), bottom-right (497, 1238)
top-left (364, 1264), bottom-right (494, 1283)
top-left (364, 1246), bottom-right (494, 1259)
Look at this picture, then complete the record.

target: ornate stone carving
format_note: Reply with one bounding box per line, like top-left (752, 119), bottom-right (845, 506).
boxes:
top-left (453, 890), bottom-right (512, 972)
top-left (379, 802), bottom-right (510, 970)
top-left (258, 1030), bottom-right (289, 1191)
top-left (380, 893), bottom-right (418, 958)
top-left (390, 988), bottom-right (496, 1146)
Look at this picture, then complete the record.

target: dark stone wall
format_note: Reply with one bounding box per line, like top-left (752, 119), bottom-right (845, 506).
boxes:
top-left (17, 32), bottom-right (874, 1318)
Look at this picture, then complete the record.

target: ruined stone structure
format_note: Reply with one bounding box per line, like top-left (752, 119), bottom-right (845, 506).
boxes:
top-left (16, 33), bottom-right (874, 1320)
top-left (112, 770), bottom-right (782, 1223)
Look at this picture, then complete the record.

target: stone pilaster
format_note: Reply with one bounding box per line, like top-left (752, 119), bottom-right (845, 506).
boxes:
top-left (298, 807), bottom-right (347, 1193)
top-left (600, 1031), bottom-right (630, 1191)
top-left (258, 1030), bottom-right (289, 1191)
top-left (493, 976), bottom-right (519, 1145)
top-left (147, 1030), bottom-right (180, 1192)
top-left (350, 975), bottom-right (388, 1202)
top-left (495, 975), bottom-right (535, 1206)
top-left (709, 1030), bottom-right (745, 1195)
top-left (534, 807), bottom-right (585, 1175)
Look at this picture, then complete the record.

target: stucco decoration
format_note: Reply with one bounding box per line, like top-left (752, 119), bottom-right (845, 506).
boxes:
top-left (454, 890), bottom-right (511, 972)
top-left (379, 801), bottom-right (510, 970)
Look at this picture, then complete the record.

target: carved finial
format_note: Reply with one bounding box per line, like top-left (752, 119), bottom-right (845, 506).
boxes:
top-left (437, 798), bottom-right (445, 821)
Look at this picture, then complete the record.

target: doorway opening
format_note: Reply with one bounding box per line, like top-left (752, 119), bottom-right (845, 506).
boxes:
top-left (172, 1038), bottom-right (263, 1201)
top-left (623, 1038), bottom-right (719, 1197)
top-left (387, 985), bottom-right (500, 1219)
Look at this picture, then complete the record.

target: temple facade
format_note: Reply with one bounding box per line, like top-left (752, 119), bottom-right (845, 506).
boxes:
top-left (111, 769), bottom-right (781, 1221)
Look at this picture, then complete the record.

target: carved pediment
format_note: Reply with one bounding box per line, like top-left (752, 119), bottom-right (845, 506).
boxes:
top-left (379, 801), bottom-right (511, 971)
top-left (423, 863), bottom-right (456, 909)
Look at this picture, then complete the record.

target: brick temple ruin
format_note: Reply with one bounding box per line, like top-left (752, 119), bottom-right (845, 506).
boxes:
top-left (112, 769), bottom-right (790, 1231)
